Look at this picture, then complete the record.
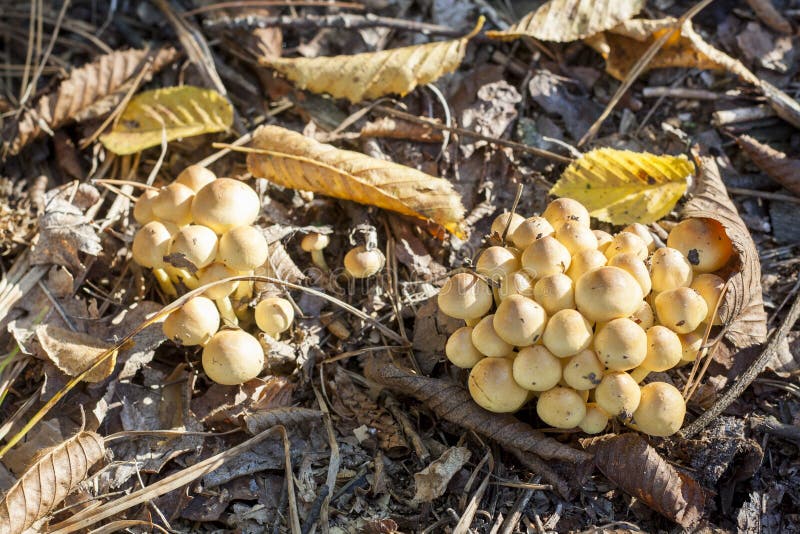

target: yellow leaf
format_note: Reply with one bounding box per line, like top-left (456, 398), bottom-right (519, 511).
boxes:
top-left (487, 0), bottom-right (644, 42)
top-left (245, 125), bottom-right (466, 237)
top-left (260, 19), bottom-right (483, 103)
top-left (36, 324), bottom-right (117, 382)
top-left (100, 86), bottom-right (233, 155)
top-left (550, 148), bottom-right (695, 225)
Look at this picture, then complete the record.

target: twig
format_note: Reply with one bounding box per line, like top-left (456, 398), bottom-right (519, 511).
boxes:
top-left (184, 1), bottom-right (364, 16)
top-left (383, 392), bottom-right (430, 462)
top-left (679, 292), bottom-right (800, 438)
top-left (712, 105), bottom-right (776, 126)
top-left (312, 380), bottom-right (339, 534)
top-left (726, 187), bottom-right (800, 204)
top-left (453, 451), bottom-right (493, 534)
top-left (642, 87), bottom-right (735, 100)
top-left (751, 415), bottom-right (800, 442)
top-left (498, 477), bottom-right (538, 534)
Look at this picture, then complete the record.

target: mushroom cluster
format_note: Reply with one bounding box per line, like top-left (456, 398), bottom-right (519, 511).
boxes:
top-left (439, 198), bottom-right (734, 437)
top-left (132, 165), bottom-right (297, 385)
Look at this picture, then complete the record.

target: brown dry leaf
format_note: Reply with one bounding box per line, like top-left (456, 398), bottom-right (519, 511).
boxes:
top-left (586, 434), bottom-right (705, 527)
top-left (246, 125), bottom-right (467, 237)
top-left (0, 431), bottom-right (105, 534)
top-left (260, 20), bottom-right (482, 103)
top-left (36, 324), bottom-right (117, 382)
top-left (30, 197), bottom-right (103, 273)
top-left (413, 446), bottom-right (471, 503)
top-left (745, 0), bottom-right (793, 34)
top-left (487, 0), bottom-right (644, 42)
top-left (736, 135), bottom-right (800, 197)
top-left (364, 355), bottom-right (591, 463)
top-left (682, 156), bottom-right (767, 353)
top-left (2, 47), bottom-right (178, 156)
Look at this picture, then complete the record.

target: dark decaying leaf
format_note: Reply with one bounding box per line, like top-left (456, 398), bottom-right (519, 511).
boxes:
top-left (586, 434), bottom-right (705, 527)
top-left (3, 47), bottom-right (178, 156)
top-left (244, 407), bottom-right (323, 435)
top-left (30, 197), bottom-right (103, 273)
top-left (682, 157), bottom-right (767, 355)
top-left (364, 356), bottom-right (591, 464)
top-left (0, 431), bottom-right (105, 534)
top-left (413, 446), bottom-right (471, 503)
top-left (745, 0), bottom-right (793, 34)
top-left (736, 135), bottom-right (800, 197)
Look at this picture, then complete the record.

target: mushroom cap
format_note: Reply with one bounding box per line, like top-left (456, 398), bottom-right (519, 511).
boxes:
top-left (678, 328), bottom-right (704, 362)
top-left (595, 371), bottom-right (641, 418)
top-left (162, 296), bottom-right (220, 346)
top-left (512, 345), bottom-right (562, 391)
top-left (218, 225), bottom-right (269, 272)
top-left (468, 357), bottom-right (529, 413)
top-left (472, 314), bottom-right (514, 358)
top-left (621, 223), bottom-right (655, 252)
top-left (566, 249), bottom-right (607, 283)
top-left (169, 224), bottom-right (219, 271)
top-left (667, 217), bottom-right (733, 273)
top-left (476, 246), bottom-right (520, 281)
top-left (562, 349), bottom-right (604, 390)
top-left (254, 296), bottom-right (295, 337)
top-left (437, 272), bottom-right (493, 320)
top-left (630, 301), bottom-right (655, 330)
top-left (198, 263), bottom-right (239, 299)
top-left (594, 318), bottom-right (647, 371)
top-left (641, 325), bottom-right (683, 372)
top-left (608, 252), bottom-right (651, 296)
top-left (510, 216), bottom-right (554, 249)
top-left (554, 220), bottom-right (598, 255)
top-left (575, 266), bottom-right (643, 323)
top-left (533, 273), bottom-right (574, 315)
top-left (536, 387), bottom-right (587, 429)
top-left (593, 229), bottom-right (613, 253)
top-left (175, 165), bottom-right (216, 192)
top-left (152, 183), bottom-right (195, 226)
top-left (192, 178), bottom-right (260, 234)
top-left (132, 221), bottom-right (173, 268)
top-left (491, 212), bottom-right (525, 238)
top-left (579, 403), bottom-right (610, 434)
top-left (543, 198), bottom-right (590, 228)
top-left (521, 236), bottom-right (572, 279)
top-left (493, 294), bottom-right (547, 347)
top-left (604, 232), bottom-right (648, 261)
top-left (631, 381), bottom-right (686, 436)
top-left (690, 273), bottom-right (725, 325)
top-left (650, 247), bottom-right (693, 293)
top-left (446, 326), bottom-right (485, 368)
top-left (498, 269), bottom-right (536, 301)
top-left (654, 287), bottom-right (708, 334)
top-left (542, 309), bottom-right (593, 358)
top-left (301, 233), bottom-right (330, 252)
top-left (344, 245), bottom-right (385, 278)
top-left (133, 189), bottom-right (160, 225)
top-left (202, 329), bottom-right (265, 385)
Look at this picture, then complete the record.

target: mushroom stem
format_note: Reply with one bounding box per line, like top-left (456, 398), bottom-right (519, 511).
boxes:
top-left (215, 297), bottom-right (239, 326)
top-left (310, 249), bottom-right (329, 271)
top-left (153, 268), bottom-right (178, 297)
top-left (234, 271), bottom-right (254, 299)
top-left (172, 268), bottom-right (200, 289)
top-left (630, 367), bottom-right (650, 383)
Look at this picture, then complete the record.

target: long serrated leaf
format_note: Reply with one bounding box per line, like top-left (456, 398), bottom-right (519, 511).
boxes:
top-left (550, 148), bottom-right (694, 224)
top-left (246, 125), bottom-right (466, 237)
top-left (260, 19), bottom-right (483, 103)
top-left (100, 86), bottom-right (233, 155)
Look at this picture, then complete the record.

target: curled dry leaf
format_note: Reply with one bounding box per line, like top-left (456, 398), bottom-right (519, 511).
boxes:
top-left (260, 20), bottom-right (482, 103)
top-left (246, 125), bottom-right (467, 237)
top-left (550, 148), bottom-right (695, 224)
top-left (30, 197), bottom-right (102, 273)
top-left (0, 431), bottom-right (105, 534)
top-left (36, 324), bottom-right (117, 382)
top-left (487, 0), bottom-right (644, 42)
top-left (745, 0), bottom-right (793, 34)
top-left (736, 135), bottom-right (800, 197)
top-left (100, 86), bottom-right (234, 155)
top-left (2, 47), bottom-right (178, 156)
top-left (585, 434), bottom-right (705, 527)
top-left (413, 446), bottom-right (471, 503)
top-left (364, 355), bottom-right (591, 464)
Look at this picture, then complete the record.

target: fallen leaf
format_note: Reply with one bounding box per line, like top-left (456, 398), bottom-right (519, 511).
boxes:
top-left (487, 0), bottom-right (644, 42)
top-left (586, 433), bottom-right (705, 527)
top-left (550, 148), bottom-right (695, 224)
top-left (2, 47), bottom-right (177, 156)
top-left (413, 446), bottom-right (471, 503)
top-left (260, 20), bottom-right (482, 103)
top-left (460, 80), bottom-right (521, 157)
top-left (246, 125), bottom-right (467, 237)
top-left (100, 86), bottom-right (233, 155)
top-left (528, 71), bottom-right (603, 141)
top-left (735, 22), bottom-right (794, 73)
top-left (736, 135), bottom-right (800, 197)
top-left (745, 0), bottom-right (793, 34)
top-left (36, 324), bottom-right (117, 382)
top-left (30, 197), bottom-right (102, 273)
top-left (2, 419), bottom-right (63, 476)
top-left (0, 431), bottom-right (105, 534)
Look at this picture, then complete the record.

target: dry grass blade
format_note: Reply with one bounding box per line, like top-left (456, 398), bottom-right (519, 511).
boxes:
top-left (0, 431), bottom-right (105, 534)
top-left (736, 135), bottom-right (800, 197)
top-left (3, 47), bottom-right (178, 156)
top-left (364, 356), bottom-right (591, 463)
top-left (245, 125), bottom-right (467, 237)
top-left (261, 19), bottom-right (482, 103)
top-left (487, 0), bottom-right (644, 42)
top-left (585, 434), bottom-right (705, 527)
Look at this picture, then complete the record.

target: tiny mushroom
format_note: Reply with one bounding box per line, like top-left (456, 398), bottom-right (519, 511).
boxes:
top-left (574, 266), bottom-right (643, 323)
top-left (175, 164), bottom-right (216, 192)
top-left (445, 326), bottom-right (485, 369)
top-left (133, 189), bottom-right (159, 225)
top-left (192, 178), bottom-right (261, 234)
top-left (542, 198), bottom-right (590, 228)
top-left (301, 233), bottom-right (330, 271)
top-left (595, 371), bottom-right (641, 419)
top-left (493, 294), bottom-right (547, 347)
top-left (512, 345), bottom-right (562, 391)
top-left (630, 382), bottom-right (686, 437)
top-left (437, 272), bottom-right (493, 321)
top-left (162, 296), bottom-right (220, 346)
top-left (198, 262), bottom-right (240, 325)
top-left (132, 221), bottom-right (178, 296)
top-left (536, 386), bottom-right (587, 429)
top-left (344, 245), bottom-right (386, 278)
top-left (168, 224), bottom-right (220, 288)
top-left (667, 217), bottom-right (733, 273)
top-left (255, 296), bottom-right (295, 338)
top-left (654, 287), bottom-right (708, 334)
top-left (152, 183), bottom-right (195, 227)
top-left (202, 329), bottom-right (265, 385)
top-left (468, 357), bottom-right (529, 413)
